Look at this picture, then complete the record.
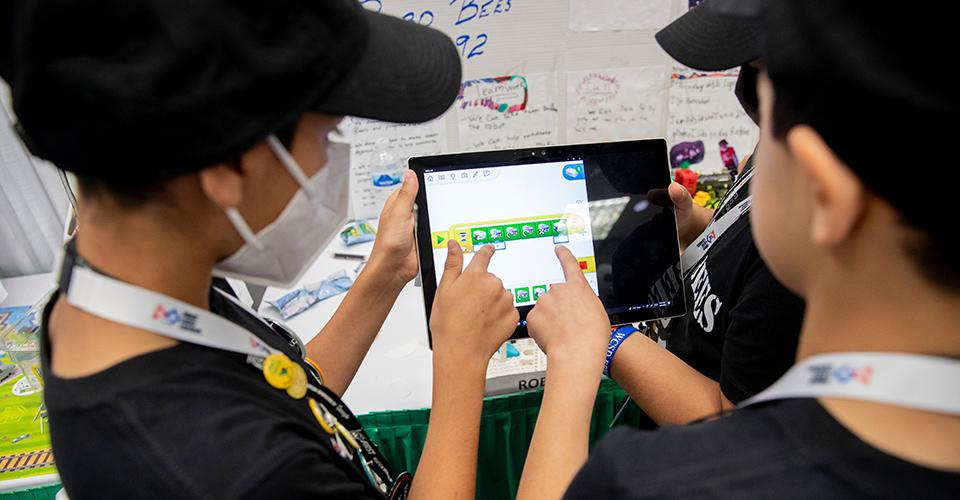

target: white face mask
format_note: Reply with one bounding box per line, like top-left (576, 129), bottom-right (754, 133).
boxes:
top-left (212, 134), bottom-right (349, 288)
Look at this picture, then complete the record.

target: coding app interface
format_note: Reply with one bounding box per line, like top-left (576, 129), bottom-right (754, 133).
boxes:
top-left (423, 161), bottom-right (598, 305)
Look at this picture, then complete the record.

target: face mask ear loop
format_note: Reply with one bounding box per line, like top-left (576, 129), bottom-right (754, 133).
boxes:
top-left (266, 134), bottom-right (318, 199)
top-left (225, 207), bottom-right (265, 252)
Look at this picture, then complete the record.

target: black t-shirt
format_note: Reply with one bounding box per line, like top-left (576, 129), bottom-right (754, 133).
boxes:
top-left (42, 287), bottom-right (383, 500)
top-left (565, 399), bottom-right (960, 499)
top-left (664, 161), bottom-right (805, 403)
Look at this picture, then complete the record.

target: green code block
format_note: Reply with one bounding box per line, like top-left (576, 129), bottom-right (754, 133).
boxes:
top-left (504, 224), bottom-right (522, 240)
top-left (488, 225), bottom-right (505, 243)
top-left (519, 223), bottom-right (537, 239)
top-left (514, 287), bottom-right (531, 303)
top-left (471, 227), bottom-right (489, 245)
top-left (532, 285), bottom-right (547, 300)
top-left (534, 220), bottom-right (555, 238)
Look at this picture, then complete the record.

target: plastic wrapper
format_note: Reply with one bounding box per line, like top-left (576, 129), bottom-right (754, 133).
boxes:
top-left (340, 220), bottom-right (376, 246)
top-left (268, 270), bottom-right (355, 319)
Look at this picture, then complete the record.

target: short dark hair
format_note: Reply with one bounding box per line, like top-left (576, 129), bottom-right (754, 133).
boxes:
top-left (77, 120), bottom-right (299, 209)
top-left (769, 82), bottom-right (960, 293)
top-left (76, 173), bottom-right (174, 210)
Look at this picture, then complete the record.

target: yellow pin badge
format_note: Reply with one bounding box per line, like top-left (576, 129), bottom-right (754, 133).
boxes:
top-left (262, 353), bottom-right (295, 389)
top-left (286, 362), bottom-right (308, 400)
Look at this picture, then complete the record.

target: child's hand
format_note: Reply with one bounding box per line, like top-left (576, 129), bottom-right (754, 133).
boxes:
top-left (430, 242), bottom-right (519, 370)
top-left (527, 246), bottom-right (610, 362)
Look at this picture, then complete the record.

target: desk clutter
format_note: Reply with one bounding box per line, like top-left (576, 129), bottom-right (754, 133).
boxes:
top-left (267, 270), bottom-right (356, 320)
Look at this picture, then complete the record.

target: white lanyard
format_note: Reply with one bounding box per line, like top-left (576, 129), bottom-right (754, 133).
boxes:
top-left (715, 166), bottom-right (755, 216)
top-left (679, 168), bottom-right (755, 275)
top-left (66, 265), bottom-right (279, 359)
top-left (739, 352), bottom-right (960, 415)
top-left (681, 196), bottom-right (751, 275)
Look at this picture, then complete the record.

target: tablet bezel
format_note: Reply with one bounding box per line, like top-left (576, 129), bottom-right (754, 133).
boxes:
top-left (410, 140), bottom-right (685, 346)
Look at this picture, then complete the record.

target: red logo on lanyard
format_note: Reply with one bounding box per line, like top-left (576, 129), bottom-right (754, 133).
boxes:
top-left (152, 304), bottom-right (180, 325)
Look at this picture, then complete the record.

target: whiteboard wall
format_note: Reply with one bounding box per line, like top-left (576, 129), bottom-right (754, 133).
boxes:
top-left (347, 0), bottom-right (759, 218)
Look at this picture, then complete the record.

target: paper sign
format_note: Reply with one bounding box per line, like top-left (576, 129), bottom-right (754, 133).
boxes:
top-left (347, 117), bottom-right (447, 220)
top-left (456, 73), bottom-right (560, 152)
top-left (569, 0), bottom-right (672, 31)
top-left (566, 67), bottom-right (667, 143)
top-left (666, 68), bottom-right (759, 174)
top-left (458, 75), bottom-right (528, 113)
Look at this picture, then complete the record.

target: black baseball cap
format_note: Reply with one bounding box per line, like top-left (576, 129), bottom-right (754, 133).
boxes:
top-left (711, 0), bottom-right (954, 241)
top-left (655, 0), bottom-right (759, 71)
top-left (0, 0), bottom-right (462, 180)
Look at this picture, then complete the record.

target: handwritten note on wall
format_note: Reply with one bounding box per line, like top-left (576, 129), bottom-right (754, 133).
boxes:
top-left (360, 0), bottom-right (516, 63)
top-left (566, 67), bottom-right (667, 143)
top-left (347, 117), bottom-right (447, 219)
top-left (666, 69), bottom-right (759, 174)
top-left (456, 73), bottom-right (560, 152)
top-left (569, 0), bottom-right (672, 31)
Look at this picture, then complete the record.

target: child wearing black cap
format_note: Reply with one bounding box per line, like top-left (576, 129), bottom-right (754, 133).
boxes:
top-left (597, 0), bottom-right (805, 427)
top-left (516, 1), bottom-right (960, 498)
top-left (2, 1), bottom-right (516, 498)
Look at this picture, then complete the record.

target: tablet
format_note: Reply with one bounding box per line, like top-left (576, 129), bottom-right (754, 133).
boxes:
top-left (411, 140), bottom-right (686, 343)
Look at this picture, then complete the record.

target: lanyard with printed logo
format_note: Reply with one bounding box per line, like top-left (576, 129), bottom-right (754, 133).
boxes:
top-left (680, 167), bottom-right (756, 277)
top-left (644, 168), bottom-right (756, 338)
top-left (57, 242), bottom-right (410, 499)
top-left (739, 352), bottom-right (960, 415)
top-left (713, 162), bottom-right (755, 218)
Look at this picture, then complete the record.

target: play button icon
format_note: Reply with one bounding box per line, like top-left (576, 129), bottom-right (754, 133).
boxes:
top-left (431, 232), bottom-right (449, 248)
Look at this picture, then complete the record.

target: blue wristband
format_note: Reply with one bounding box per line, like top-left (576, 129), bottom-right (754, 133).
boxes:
top-left (604, 325), bottom-right (639, 378)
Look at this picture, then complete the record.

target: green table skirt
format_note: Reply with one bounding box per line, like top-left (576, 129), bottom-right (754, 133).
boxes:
top-left (358, 378), bottom-right (643, 500)
top-left (1, 379), bottom-right (641, 500)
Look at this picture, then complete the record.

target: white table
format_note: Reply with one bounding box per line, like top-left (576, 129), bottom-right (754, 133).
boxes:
top-left (258, 238), bottom-right (434, 415)
top-left (0, 273), bottom-right (56, 308)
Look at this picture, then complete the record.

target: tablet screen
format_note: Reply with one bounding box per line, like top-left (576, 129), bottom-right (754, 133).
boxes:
top-left (412, 140), bottom-right (685, 342)
top-left (424, 160), bottom-right (599, 300)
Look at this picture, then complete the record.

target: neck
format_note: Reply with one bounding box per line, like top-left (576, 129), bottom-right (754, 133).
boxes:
top-left (797, 270), bottom-right (960, 361)
top-left (74, 204), bottom-right (217, 309)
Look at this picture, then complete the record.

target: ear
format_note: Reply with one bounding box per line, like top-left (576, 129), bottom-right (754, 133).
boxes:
top-left (198, 163), bottom-right (244, 210)
top-left (786, 125), bottom-right (865, 247)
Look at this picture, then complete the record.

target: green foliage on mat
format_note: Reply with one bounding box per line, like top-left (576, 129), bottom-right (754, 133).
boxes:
top-left (358, 378), bottom-right (645, 500)
top-left (0, 391), bottom-right (55, 482)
